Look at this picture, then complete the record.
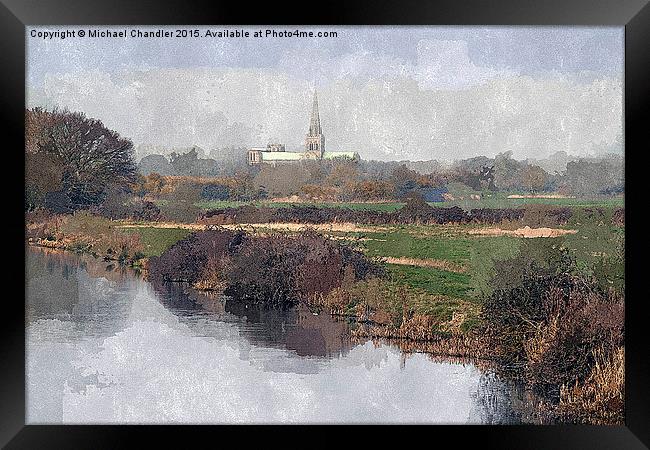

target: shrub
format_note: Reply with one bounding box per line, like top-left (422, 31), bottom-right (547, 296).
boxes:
top-left (193, 256), bottom-right (228, 290)
top-left (396, 195), bottom-right (469, 224)
top-left (201, 203), bottom-right (581, 227)
top-left (47, 210), bottom-right (145, 262)
top-left (134, 201), bottom-right (161, 222)
top-left (93, 184), bottom-right (134, 219)
top-left (148, 229), bottom-right (382, 307)
top-left (521, 204), bottom-right (573, 227)
top-left (201, 183), bottom-right (231, 201)
top-left (481, 248), bottom-right (624, 409)
top-left (351, 180), bottom-right (395, 201)
top-left (300, 184), bottom-right (338, 201)
top-left (158, 182), bottom-right (202, 223)
top-left (25, 209), bottom-right (64, 241)
top-left (60, 210), bottom-right (114, 236)
top-left (223, 231), bottom-right (382, 306)
top-left (611, 208), bottom-right (625, 227)
top-left (148, 229), bottom-right (242, 283)
top-left (104, 230), bottom-right (146, 263)
top-left (469, 208), bottom-right (524, 224)
top-left (558, 346), bottom-right (624, 424)
top-left (92, 185), bottom-right (161, 222)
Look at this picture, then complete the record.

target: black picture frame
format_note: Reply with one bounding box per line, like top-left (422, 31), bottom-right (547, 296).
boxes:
top-left (2, 0), bottom-right (648, 448)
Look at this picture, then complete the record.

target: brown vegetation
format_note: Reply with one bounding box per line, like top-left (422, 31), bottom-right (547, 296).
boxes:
top-left (26, 210), bottom-right (145, 264)
top-left (147, 229), bottom-right (383, 307)
top-left (480, 249), bottom-right (624, 424)
top-left (612, 207), bottom-right (625, 226)
top-left (557, 346), bottom-right (624, 424)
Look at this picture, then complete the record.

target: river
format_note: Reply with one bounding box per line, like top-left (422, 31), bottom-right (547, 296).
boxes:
top-left (26, 247), bottom-right (535, 424)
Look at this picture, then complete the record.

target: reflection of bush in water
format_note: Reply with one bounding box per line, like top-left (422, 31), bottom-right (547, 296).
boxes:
top-left (223, 302), bottom-right (352, 358)
top-left (470, 371), bottom-right (525, 424)
top-left (225, 301), bottom-right (299, 343)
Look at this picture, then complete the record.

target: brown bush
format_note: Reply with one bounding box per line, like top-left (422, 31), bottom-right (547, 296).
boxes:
top-left (26, 209), bottom-right (65, 241)
top-left (557, 346), bottom-right (624, 424)
top-left (193, 256), bottom-right (228, 290)
top-left (30, 210), bottom-right (145, 263)
top-left (223, 230), bottom-right (383, 306)
top-left (300, 184), bottom-right (338, 201)
top-left (148, 229), bottom-right (243, 283)
top-left (611, 208), bottom-right (625, 227)
top-left (148, 229), bottom-right (383, 307)
top-left (520, 204), bottom-right (573, 227)
top-left (481, 251), bottom-right (624, 412)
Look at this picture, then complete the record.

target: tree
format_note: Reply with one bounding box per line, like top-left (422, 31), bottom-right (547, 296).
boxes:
top-left (138, 154), bottom-right (173, 176)
top-left (143, 173), bottom-right (165, 195)
top-left (479, 165), bottom-right (496, 191)
top-left (562, 157), bottom-right (623, 196)
top-left (521, 165), bottom-right (548, 193)
top-left (325, 161), bottom-right (359, 188)
top-left (390, 164), bottom-right (419, 198)
top-left (168, 147), bottom-right (219, 177)
top-left (253, 165), bottom-right (310, 198)
top-left (25, 107), bottom-right (137, 209)
top-left (493, 151), bottom-right (524, 191)
top-left (352, 180), bottom-right (394, 201)
top-left (170, 148), bottom-right (200, 176)
top-left (25, 151), bottom-right (65, 210)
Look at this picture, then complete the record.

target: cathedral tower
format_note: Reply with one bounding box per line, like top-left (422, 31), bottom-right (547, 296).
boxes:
top-left (305, 90), bottom-right (325, 156)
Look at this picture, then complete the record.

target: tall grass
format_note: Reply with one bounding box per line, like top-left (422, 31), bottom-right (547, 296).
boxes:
top-left (557, 346), bottom-right (624, 424)
top-left (480, 246), bottom-right (624, 423)
top-left (28, 210), bottom-right (145, 263)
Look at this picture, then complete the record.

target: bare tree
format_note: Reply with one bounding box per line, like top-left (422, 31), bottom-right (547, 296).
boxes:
top-left (25, 108), bottom-right (137, 208)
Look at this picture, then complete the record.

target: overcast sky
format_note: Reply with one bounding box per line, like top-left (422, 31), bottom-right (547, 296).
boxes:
top-left (26, 26), bottom-right (623, 161)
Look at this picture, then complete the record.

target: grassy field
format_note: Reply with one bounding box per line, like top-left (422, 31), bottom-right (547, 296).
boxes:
top-left (195, 194), bottom-right (623, 212)
top-left (195, 199), bottom-right (405, 211)
top-left (442, 194), bottom-right (624, 210)
top-left (124, 204), bottom-right (623, 301)
top-left (127, 226), bottom-right (193, 257)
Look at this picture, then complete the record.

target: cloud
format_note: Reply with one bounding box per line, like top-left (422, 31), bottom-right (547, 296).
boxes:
top-left (414, 40), bottom-right (515, 90)
top-left (27, 64), bottom-right (622, 161)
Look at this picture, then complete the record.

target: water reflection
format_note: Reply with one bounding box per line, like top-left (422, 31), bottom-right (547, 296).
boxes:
top-left (151, 280), bottom-right (353, 358)
top-left (26, 247), bottom-right (530, 424)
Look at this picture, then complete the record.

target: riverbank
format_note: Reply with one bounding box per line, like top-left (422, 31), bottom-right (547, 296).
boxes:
top-left (28, 243), bottom-right (529, 424)
top-left (25, 235), bottom-right (623, 424)
top-left (26, 211), bottom-right (147, 268)
top-left (25, 206), bottom-right (625, 424)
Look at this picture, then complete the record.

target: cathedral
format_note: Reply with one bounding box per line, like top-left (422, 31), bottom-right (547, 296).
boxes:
top-left (247, 91), bottom-right (359, 165)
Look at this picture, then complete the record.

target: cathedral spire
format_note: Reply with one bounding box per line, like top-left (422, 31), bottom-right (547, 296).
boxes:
top-left (308, 90), bottom-right (321, 136)
top-left (305, 89), bottom-right (325, 154)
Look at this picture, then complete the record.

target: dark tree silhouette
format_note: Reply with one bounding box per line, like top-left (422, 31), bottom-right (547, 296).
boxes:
top-left (25, 107), bottom-right (137, 209)
top-left (479, 165), bottom-right (496, 191)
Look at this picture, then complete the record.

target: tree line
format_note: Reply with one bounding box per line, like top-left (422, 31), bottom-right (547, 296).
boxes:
top-left (25, 107), bottom-right (624, 217)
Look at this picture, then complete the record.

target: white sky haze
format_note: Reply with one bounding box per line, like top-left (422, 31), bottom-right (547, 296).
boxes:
top-left (26, 26), bottom-right (623, 161)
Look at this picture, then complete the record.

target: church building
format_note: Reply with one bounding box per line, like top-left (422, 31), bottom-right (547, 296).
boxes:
top-left (247, 91), bottom-right (359, 165)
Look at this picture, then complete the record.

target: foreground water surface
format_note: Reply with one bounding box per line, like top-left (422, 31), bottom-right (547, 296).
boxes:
top-left (26, 247), bottom-right (536, 424)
